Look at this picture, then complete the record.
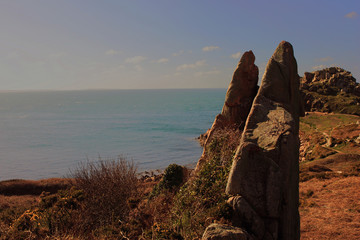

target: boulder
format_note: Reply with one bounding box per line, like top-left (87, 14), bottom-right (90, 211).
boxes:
top-left (227, 196), bottom-right (265, 239)
top-left (226, 41), bottom-right (302, 239)
top-left (202, 223), bottom-right (254, 240)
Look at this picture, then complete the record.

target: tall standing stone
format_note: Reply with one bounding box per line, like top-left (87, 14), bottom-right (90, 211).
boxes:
top-left (221, 50), bottom-right (259, 128)
top-left (195, 51), bottom-right (259, 172)
top-left (226, 41), bottom-right (303, 239)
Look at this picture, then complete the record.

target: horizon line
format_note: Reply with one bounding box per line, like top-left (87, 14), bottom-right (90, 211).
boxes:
top-left (0, 87), bottom-right (228, 93)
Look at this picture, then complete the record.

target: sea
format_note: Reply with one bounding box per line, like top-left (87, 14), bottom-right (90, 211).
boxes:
top-left (0, 89), bottom-right (226, 181)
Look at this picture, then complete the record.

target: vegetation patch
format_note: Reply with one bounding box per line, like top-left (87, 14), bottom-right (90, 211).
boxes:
top-left (331, 123), bottom-right (360, 140)
top-left (71, 157), bottom-right (139, 233)
top-left (1, 156), bottom-right (140, 239)
top-left (167, 129), bottom-right (240, 239)
top-left (151, 164), bottom-right (185, 198)
top-left (306, 144), bottom-right (337, 161)
top-left (126, 128), bottom-right (241, 239)
top-left (300, 113), bottom-right (360, 163)
top-left (303, 90), bottom-right (360, 116)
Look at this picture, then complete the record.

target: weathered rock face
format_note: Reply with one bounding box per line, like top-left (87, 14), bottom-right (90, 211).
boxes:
top-left (227, 196), bottom-right (265, 239)
top-left (301, 67), bottom-right (358, 95)
top-left (195, 51), bottom-right (259, 172)
top-left (226, 41), bottom-right (303, 239)
top-left (300, 67), bottom-right (360, 115)
top-left (202, 223), bottom-right (254, 240)
top-left (221, 51), bottom-right (259, 127)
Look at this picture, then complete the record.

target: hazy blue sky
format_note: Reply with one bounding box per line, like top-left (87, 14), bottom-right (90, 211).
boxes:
top-left (0, 0), bottom-right (359, 90)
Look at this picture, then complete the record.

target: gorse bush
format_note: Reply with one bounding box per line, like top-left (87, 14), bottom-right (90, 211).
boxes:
top-left (71, 156), bottom-right (138, 232)
top-left (5, 156), bottom-right (139, 239)
top-left (6, 187), bottom-right (84, 239)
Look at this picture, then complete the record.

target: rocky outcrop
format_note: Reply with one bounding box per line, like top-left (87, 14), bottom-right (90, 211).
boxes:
top-left (301, 67), bottom-right (360, 115)
top-left (226, 41), bottom-right (303, 239)
top-left (227, 196), bottom-right (265, 239)
top-left (302, 67), bottom-right (359, 95)
top-left (195, 51), bottom-right (259, 171)
top-left (221, 51), bottom-right (259, 128)
top-left (202, 223), bottom-right (253, 240)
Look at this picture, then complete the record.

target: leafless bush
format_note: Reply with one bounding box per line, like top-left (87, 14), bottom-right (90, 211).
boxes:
top-left (71, 156), bottom-right (138, 231)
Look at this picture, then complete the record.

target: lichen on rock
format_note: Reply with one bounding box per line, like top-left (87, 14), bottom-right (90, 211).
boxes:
top-left (200, 41), bottom-right (303, 240)
top-left (226, 41), bottom-right (302, 240)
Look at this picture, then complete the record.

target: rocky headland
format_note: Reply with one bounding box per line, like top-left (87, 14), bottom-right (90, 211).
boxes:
top-left (1, 42), bottom-right (360, 239)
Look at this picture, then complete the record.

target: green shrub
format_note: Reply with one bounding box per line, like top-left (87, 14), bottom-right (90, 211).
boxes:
top-left (162, 164), bottom-right (184, 190)
top-left (151, 164), bottom-right (184, 197)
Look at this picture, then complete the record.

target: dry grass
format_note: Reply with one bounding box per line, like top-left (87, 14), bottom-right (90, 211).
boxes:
top-left (300, 176), bottom-right (360, 240)
top-left (1, 157), bottom-right (140, 239)
top-left (301, 113), bottom-right (360, 133)
top-left (0, 195), bottom-right (38, 208)
top-left (0, 178), bottom-right (72, 239)
top-left (331, 123), bottom-right (360, 140)
top-left (0, 195), bottom-right (38, 238)
top-left (0, 178), bottom-right (72, 196)
top-left (299, 113), bottom-right (360, 163)
top-left (306, 144), bottom-right (337, 161)
top-left (0, 178), bottom-right (72, 219)
top-left (71, 156), bottom-right (139, 232)
top-left (300, 153), bottom-right (360, 182)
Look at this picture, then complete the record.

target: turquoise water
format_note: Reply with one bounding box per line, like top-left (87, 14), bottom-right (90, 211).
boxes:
top-left (0, 89), bottom-right (226, 180)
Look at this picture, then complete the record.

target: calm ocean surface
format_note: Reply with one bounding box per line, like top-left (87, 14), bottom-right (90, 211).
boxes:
top-left (0, 89), bottom-right (226, 180)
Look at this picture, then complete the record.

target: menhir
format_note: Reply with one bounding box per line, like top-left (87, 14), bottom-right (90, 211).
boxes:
top-left (195, 51), bottom-right (258, 171)
top-left (221, 50), bottom-right (259, 128)
top-left (226, 41), bottom-right (304, 239)
top-left (202, 41), bottom-right (303, 240)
